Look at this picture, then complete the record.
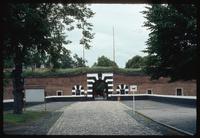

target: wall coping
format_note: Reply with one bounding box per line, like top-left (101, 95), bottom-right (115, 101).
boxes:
top-left (107, 94), bottom-right (197, 99)
top-left (3, 94), bottom-right (196, 103)
top-left (45, 95), bottom-right (86, 98)
top-left (3, 99), bottom-right (14, 103)
top-left (148, 94), bottom-right (196, 99)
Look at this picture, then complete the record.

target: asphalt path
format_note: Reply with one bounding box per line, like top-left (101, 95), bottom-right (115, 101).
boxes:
top-left (121, 100), bottom-right (196, 135)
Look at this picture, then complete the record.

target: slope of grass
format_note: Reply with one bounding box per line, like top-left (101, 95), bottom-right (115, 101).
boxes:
top-left (3, 67), bottom-right (145, 78)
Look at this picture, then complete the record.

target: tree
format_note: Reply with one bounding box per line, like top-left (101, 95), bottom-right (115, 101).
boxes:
top-left (23, 49), bottom-right (47, 70)
top-left (125, 55), bottom-right (144, 68)
top-left (73, 54), bottom-right (87, 67)
top-left (4, 56), bottom-right (14, 68)
top-left (92, 56), bottom-right (118, 67)
top-left (60, 48), bottom-right (75, 68)
top-left (142, 4), bottom-right (198, 81)
top-left (44, 47), bottom-right (75, 69)
top-left (2, 3), bottom-right (94, 114)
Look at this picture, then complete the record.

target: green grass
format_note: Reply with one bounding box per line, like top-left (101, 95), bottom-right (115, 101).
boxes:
top-left (3, 67), bottom-right (144, 78)
top-left (3, 111), bottom-right (48, 124)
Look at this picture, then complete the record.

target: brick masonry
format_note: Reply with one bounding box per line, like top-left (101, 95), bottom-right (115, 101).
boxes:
top-left (3, 73), bottom-right (196, 100)
top-left (113, 74), bottom-right (196, 96)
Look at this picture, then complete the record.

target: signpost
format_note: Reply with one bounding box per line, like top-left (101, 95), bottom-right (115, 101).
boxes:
top-left (130, 85), bottom-right (137, 115)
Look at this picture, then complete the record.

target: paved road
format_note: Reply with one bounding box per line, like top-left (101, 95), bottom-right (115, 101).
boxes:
top-left (47, 101), bottom-right (162, 135)
top-left (121, 100), bottom-right (196, 135)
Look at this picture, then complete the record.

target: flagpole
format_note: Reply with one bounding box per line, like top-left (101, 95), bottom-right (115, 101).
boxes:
top-left (83, 45), bottom-right (85, 61)
top-left (113, 26), bottom-right (115, 63)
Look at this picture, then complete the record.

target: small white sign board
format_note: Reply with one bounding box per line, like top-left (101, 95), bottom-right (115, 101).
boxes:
top-left (130, 85), bottom-right (137, 92)
top-left (25, 89), bottom-right (45, 102)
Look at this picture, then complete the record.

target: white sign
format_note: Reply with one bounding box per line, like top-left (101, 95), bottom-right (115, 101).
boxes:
top-left (25, 89), bottom-right (45, 102)
top-left (130, 85), bottom-right (137, 92)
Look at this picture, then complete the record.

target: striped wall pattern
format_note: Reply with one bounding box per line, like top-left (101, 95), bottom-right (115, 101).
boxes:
top-left (87, 73), bottom-right (113, 97)
top-left (72, 85), bottom-right (84, 95)
top-left (116, 84), bottom-right (129, 94)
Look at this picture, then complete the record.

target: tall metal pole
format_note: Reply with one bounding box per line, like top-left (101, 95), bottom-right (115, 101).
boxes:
top-left (113, 26), bottom-right (115, 63)
top-left (82, 45), bottom-right (85, 61)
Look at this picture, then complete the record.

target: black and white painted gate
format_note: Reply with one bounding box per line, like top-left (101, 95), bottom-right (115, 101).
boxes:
top-left (72, 85), bottom-right (84, 95)
top-left (87, 73), bottom-right (113, 97)
top-left (116, 84), bottom-right (129, 94)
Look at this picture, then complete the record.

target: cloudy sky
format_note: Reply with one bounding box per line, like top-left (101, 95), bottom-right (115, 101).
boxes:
top-left (65, 4), bottom-right (150, 68)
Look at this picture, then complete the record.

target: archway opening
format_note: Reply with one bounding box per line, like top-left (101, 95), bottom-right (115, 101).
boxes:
top-left (93, 79), bottom-right (108, 99)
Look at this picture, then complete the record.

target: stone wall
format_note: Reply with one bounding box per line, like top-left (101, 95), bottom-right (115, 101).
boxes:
top-left (3, 73), bottom-right (196, 100)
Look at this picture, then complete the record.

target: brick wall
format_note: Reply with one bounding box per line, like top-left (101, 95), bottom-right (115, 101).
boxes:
top-left (3, 74), bottom-right (87, 99)
top-left (113, 74), bottom-right (196, 96)
top-left (3, 73), bottom-right (196, 100)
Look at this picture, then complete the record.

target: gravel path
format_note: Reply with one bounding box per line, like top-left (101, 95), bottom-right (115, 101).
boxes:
top-left (47, 101), bottom-right (162, 135)
top-left (121, 100), bottom-right (196, 134)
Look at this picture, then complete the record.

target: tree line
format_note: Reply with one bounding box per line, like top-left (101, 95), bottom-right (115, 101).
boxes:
top-left (4, 52), bottom-right (146, 69)
top-left (4, 51), bottom-right (87, 70)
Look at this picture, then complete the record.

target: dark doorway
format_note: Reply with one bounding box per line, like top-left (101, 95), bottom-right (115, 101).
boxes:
top-left (147, 89), bottom-right (152, 94)
top-left (57, 92), bottom-right (62, 96)
top-left (93, 80), bottom-right (108, 99)
top-left (176, 88), bottom-right (183, 96)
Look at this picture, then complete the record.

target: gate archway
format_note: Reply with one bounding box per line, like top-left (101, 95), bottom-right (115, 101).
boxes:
top-left (87, 73), bottom-right (113, 98)
top-left (93, 79), bottom-right (108, 98)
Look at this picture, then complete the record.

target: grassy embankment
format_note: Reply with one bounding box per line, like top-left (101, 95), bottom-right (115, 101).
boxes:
top-left (3, 67), bottom-right (143, 78)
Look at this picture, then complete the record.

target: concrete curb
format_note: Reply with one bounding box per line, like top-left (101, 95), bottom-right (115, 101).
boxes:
top-left (47, 112), bottom-right (65, 135)
top-left (135, 110), bottom-right (194, 136)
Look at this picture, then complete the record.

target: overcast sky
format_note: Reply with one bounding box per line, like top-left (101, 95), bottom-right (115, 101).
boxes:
top-left (65, 4), bottom-right (150, 68)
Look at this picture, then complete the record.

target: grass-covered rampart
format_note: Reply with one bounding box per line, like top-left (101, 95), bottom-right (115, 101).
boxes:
top-left (3, 67), bottom-right (145, 78)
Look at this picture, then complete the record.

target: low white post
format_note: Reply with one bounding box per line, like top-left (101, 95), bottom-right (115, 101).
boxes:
top-left (130, 85), bottom-right (137, 116)
top-left (133, 91), bottom-right (135, 115)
